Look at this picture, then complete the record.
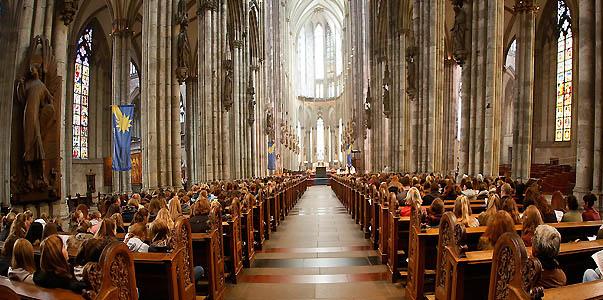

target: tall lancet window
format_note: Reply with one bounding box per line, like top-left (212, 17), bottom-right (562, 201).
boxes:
top-left (316, 117), bottom-right (325, 161)
top-left (72, 27), bottom-right (93, 159)
top-left (315, 24), bottom-right (325, 80)
top-left (555, 0), bottom-right (573, 142)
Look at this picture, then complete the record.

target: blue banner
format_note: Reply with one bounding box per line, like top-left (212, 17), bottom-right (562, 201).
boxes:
top-left (112, 105), bottom-right (134, 171)
top-left (346, 144), bottom-right (352, 167)
top-left (268, 141), bottom-right (276, 170)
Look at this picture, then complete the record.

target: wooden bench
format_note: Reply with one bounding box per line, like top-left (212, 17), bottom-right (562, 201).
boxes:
top-left (406, 209), bottom-right (603, 300)
top-left (253, 191), bottom-right (266, 249)
top-left (490, 232), bottom-right (603, 300)
top-left (241, 200), bottom-right (256, 267)
top-left (223, 199), bottom-right (243, 283)
top-left (191, 200), bottom-right (226, 300)
top-left (434, 213), bottom-right (603, 300)
top-left (0, 241), bottom-right (137, 300)
top-left (131, 217), bottom-right (195, 300)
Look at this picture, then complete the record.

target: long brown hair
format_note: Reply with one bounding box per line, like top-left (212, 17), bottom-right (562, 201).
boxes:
top-left (522, 205), bottom-right (543, 237)
top-left (550, 191), bottom-right (567, 212)
top-left (484, 211), bottom-right (515, 246)
top-left (501, 198), bottom-right (522, 224)
top-left (40, 235), bottom-right (71, 278)
top-left (94, 218), bottom-right (116, 239)
top-left (12, 238), bottom-right (36, 273)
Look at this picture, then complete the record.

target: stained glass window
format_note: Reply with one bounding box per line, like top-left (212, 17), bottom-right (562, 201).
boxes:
top-left (72, 27), bottom-right (92, 159)
top-left (315, 24), bottom-right (324, 80)
top-left (555, 0), bottom-right (572, 142)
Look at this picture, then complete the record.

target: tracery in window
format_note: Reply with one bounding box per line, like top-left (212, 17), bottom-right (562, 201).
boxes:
top-left (72, 27), bottom-right (93, 159)
top-left (555, 0), bottom-right (572, 142)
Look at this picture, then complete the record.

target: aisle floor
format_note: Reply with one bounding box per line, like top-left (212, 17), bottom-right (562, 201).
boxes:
top-left (224, 185), bottom-right (406, 300)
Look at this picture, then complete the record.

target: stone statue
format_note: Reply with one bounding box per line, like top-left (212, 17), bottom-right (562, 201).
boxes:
top-left (223, 60), bottom-right (234, 111)
top-left (13, 36), bottom-right (61, 197)
top-left (265, 107), bottom-right (275, 140)
top-left (176, 0), bottom-right (191, 83)
top-left (364, 83), bottom-right (373, 130)
top-left (17, 63), bottom-right (54, 188)
top-left (406, 47), bottom-right (417, 99)
top-left (247, 73), bottom-right (256, 126)
top-left (382, 83), bottom-right (391, 118)
top-left (451, 4), bottom-right (467, 64)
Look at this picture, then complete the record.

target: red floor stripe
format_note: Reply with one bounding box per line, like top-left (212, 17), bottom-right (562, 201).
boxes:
top-left (257, 245), bottom-right (373, 253)
top-left (239, 272), bottom-right (387, 283)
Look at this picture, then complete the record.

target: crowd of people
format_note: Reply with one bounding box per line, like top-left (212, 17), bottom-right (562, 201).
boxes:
top-left (349, 172), bottom-right (603, 287)
top-left (0, 176), bottom-right (287, 294)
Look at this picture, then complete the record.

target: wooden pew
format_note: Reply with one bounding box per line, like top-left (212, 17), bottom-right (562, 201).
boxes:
top-left (223, 199), bottom-right (243, 283)
top-left (0, 241), bottom-right (137, 300)
top-left (191, 201), bottom-right (226, 300)
top-left (131, 217), bottom-right (195, 300)
top-left (241, 198), bottom-right (256, 267)
top-left (405, 209), bottom-right (603, 300)
top-left (489, 232), bottom-right (603, 300)
top-left (435, 214), bottom-right (603, 300)
top-left (252, 192), bottom-right (266, 250)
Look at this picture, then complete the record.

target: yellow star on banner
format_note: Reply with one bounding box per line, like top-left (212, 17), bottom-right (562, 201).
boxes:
top-left (268, 143), bottom-right (275, 153)
top-left (112, 105), bottom-right (133, 133)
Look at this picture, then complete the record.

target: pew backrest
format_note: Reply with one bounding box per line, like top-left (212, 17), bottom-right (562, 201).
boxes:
top-left (83, 241), bottom-right (138, 300)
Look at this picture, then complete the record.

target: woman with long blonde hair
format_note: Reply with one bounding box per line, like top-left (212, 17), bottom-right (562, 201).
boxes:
top-left (454, 195), bottom-right (479, 227)
top-left (168, 196), bottom-right (182, 221)
top-left (478, 192), bottom-right (499, 226)
top-left (521, 205), bottom-right (543, 247)
top-left (153, 208), bottom-right (174, 230)
top-left (8, 238), bottom-right (36, 283)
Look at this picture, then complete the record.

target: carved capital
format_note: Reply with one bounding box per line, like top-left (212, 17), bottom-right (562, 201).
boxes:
top-left (514, 0), bottom-right (539, 13)
top-left (198, 0), bottom-right (218, 14)
top-left (112, 19), bottom-right (132, 37)
top-left (58, 0), bottom-right (80, 26)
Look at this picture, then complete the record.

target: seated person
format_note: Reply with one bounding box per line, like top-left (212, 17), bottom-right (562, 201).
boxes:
top-left (0, 213), bottom-right (16, 241)
top-left (425, 198), bottom-right (444, 227)
top-left (535, 195), bottom-right (558, 223)
top-left (454, 195), bottom-right (479, 227)
top-left (8, 238), bottom-right (36, 284)
top-left (189, 198), bottom-right (212, 233)
top-left (34, 235), bottom-right (88, 292)
top-left (400, 187), bottom-right (422, 217)
top-left (42, 222), bottom-right (59, 240)
top-left (422, 182), bottom-right (440, 206)
top-left (148, 221), bottom-right (170, 252)
top-left (533, 224), bottom-right (566, 288)
top-left (478, 211), bottom-right (515, 250)
top-left (0, 222), bottom-right (26, 276)
top-left (111, 213), bottom-right (127, 234)
top-left (124, 223), bottom-right (149, 253)
top-left (561, 195), bottom-right (583, 222)
top-left (478, 193), bottom-right (499, 226)
top-left (501, 198), bottom-right (522, 225)
top-left (153, 208), bottom-right (174, 230)
top-left (121, 198), bottom-right (140, 223)
top-left (66, 222), bottom-right (94, 257)
top-left (521, 205), bottom-right (543, 247)
top-left (73, 238), bottom-right (111, 281)
top-left (24, 221), bottom-right (43, 247)
top-left (94, 218), bottom-right (117, 241)
top-left (582, 193), bottom-right (601, 221)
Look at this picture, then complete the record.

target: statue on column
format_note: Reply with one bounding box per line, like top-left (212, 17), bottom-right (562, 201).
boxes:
top-left (176, 0), bottom-right (191, 84)
top-left (222, 60), bottom-right (234, 111)
top-left (406, 46), bottom-right (417, 100)
top-left (382, 63), bottom-right (391, 118)
top-left (247, 72), bottom-right (256, 126)
top-left (451, 0), bottom-right (468, 65)
top-left (364, 82), bottom-right (373, 132)
top-left (12, 36), bottom-right (62, 201)
top-left (265, 107), bottom-right (275, 140)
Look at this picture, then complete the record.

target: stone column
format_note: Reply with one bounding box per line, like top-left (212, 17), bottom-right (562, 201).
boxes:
top-left (574, 0), bottom-right (595, 199)
top-left (511, 0), bottom-right (537, 182)
top-left (185, 77), bottom-right (199, 184)
top-left (111, 20), bottom-right (133, 193)
top-left (141, 0), bottom-right (182, 189)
